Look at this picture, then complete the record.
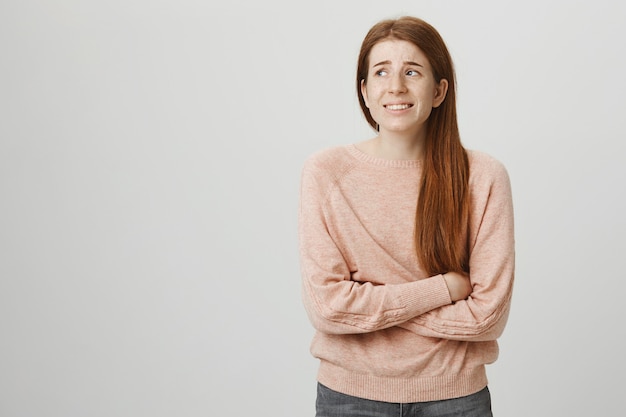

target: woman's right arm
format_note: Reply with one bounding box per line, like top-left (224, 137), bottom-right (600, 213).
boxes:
top-left (443, 272), bottom-right (473, 302)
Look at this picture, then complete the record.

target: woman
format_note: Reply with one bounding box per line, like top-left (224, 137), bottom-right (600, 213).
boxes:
top-left (298, 16), bottom-right (515, 417)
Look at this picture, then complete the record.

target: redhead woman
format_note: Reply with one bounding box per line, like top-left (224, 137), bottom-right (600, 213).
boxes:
top-left (298, 16), bottom-right (515, 417)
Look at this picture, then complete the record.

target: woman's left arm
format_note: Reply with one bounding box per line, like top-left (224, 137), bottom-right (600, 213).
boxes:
top-left (398, 155), bottom-right (515, 341)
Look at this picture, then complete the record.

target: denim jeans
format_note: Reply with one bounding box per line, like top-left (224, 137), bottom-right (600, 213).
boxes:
top-left (316, 383), bottom-right (493, 417)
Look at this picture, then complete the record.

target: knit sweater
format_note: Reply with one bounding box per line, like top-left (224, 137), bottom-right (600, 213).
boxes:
top-left (298, 144), bottom-right (515, 403)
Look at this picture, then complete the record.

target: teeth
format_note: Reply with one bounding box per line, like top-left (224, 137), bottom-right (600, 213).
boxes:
top-left (386, 104), bottom-right (411, 110)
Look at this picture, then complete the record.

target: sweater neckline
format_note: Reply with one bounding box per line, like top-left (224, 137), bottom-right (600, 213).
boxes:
top-left (346, 144), bottom-right (422, 169)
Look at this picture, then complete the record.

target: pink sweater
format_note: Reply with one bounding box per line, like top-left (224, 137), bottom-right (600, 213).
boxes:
top-left (298, 144), bottom-right (515, 403)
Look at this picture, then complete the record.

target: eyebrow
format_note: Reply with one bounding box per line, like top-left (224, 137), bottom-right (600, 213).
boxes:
top-left (372, 60), bottom-right (423, 68)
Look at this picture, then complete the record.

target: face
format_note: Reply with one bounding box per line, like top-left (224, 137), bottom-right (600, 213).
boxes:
top-left (361, 39), bottom-right (448, 139)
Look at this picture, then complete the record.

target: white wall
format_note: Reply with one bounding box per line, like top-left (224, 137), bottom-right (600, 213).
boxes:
top-left (1, 1), bottom-right (624, 416)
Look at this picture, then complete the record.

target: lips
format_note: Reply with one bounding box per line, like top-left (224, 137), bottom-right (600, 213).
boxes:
top-left (384, 103), bottom-right (413, 110)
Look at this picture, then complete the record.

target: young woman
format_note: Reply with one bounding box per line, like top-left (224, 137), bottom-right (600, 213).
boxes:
top-left (298, 16), bottom-right (515, 417)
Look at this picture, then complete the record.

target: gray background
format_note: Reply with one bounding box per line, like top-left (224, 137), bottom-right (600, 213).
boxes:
top-left (1, 0), bottom-right (625, 416)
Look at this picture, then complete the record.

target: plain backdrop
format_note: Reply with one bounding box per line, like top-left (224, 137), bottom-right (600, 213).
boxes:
top-left (1, 0), bottom-right (625, 416)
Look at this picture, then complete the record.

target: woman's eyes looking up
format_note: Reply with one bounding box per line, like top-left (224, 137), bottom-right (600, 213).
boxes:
top-left (374, 69), bottom-right (420, 77)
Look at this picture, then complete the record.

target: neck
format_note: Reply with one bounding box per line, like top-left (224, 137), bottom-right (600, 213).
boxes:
top-left (371, 127), bottom-right (426, 160)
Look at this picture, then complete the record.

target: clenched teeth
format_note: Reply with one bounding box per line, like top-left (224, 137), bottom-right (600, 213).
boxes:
top-left (385, 104), bottom-right (412, 110)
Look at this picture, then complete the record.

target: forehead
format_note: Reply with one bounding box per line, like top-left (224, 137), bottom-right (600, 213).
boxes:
top-left (368, 39), bottom-right (429, 66)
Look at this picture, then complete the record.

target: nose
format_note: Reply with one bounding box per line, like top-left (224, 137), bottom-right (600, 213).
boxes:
top-left (389, 73), bottom-right (407, 93)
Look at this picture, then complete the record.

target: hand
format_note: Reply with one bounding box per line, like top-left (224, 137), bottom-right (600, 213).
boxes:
top-left (443, 271), bottom-right (472, 302)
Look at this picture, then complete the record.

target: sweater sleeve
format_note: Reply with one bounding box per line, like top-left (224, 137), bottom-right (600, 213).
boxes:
top-left (298, 155), bottom-right (452, 335)
top-left (398, 156), bottom-right (515, 341)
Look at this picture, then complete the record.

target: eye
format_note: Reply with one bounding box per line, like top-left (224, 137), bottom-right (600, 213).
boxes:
top-left (375, 70), bottom-right (388, 76)
top-left (406, 69), bottom-right (420, 76)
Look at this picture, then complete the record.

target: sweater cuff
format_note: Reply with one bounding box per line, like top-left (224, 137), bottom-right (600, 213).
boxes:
top-left (400, 274), bottom-right (453, 317)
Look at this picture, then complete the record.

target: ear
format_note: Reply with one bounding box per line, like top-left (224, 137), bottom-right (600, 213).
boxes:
top-left (360, 79), bottom-right (370, 108)
top-left (432, 78), bottom-right (449, 108)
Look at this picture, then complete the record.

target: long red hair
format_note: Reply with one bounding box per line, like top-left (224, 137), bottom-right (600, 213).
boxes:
top-left (356, 16), bottom-right (470, 275)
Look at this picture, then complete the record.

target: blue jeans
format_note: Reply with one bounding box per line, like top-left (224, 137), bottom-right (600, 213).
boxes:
top-left (316, 383), bottom-right (493, 417)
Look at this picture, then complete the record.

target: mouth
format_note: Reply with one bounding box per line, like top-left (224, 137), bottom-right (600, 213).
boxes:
top-left (384, 103), bottom-right (413, 111)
